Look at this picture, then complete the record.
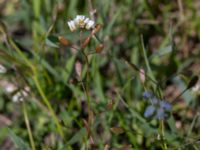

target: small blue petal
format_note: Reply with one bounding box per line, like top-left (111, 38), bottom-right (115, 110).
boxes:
top-left (160, 101), bottom-right (172, 111)
top-left (156, 108), bottom-right (165, 120)
top-left (144, 105), bottom-right (155, 118)
top-left (151, 97), bottom-right (159, 104)
top-left (143, 91), bottom-right (153, 99)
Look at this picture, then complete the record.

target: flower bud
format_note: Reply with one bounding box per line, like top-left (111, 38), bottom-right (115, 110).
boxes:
top-left (95, 43), bottom-right (104, 53)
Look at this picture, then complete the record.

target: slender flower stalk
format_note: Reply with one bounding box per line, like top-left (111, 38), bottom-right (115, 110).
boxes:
top-left (23, 102), bottom-right (36, 150)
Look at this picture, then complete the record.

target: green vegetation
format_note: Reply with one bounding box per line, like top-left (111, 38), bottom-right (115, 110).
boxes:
top-left (0, 0), bottom-right (199, 149)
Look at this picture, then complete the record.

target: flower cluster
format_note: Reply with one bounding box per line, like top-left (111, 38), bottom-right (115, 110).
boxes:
top-left (143, 91), bottom-right (172, 120)
top-left (1, 80), bottom-right (29, 103)
top-left (67, 15), bottom-right (95, 32)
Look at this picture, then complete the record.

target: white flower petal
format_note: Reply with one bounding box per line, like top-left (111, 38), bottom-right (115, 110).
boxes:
top-left (85, 20), bottom-right (95, 30)
top-left (84, 18), bottom-right (90, 24)
top-left (74, 15), bottom-right (85, 27)
top-left (12, 92), bottom-right (22, 103)
top-left (67, 20), bottom-right (76, 31)
top-left (12, 90), bottom-right (28, 103)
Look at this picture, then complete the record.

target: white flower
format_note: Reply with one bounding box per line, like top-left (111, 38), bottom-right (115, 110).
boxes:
top-left (0, 64), bottom-right (6, 74)
top-left (85, 20), bottom-right (95, 30)
top-left (84, 18), bottom-right (90, 24)
top-left (67, 15), bottom-right (95, 31)
top-left (12, 87), bottom-right (29, 103)
top-left (0, 80), bottom-right (30, 103)
top-left (5, 83), bottom-right (16, 93)
top-left (12, 92), bottom-right (24, 102)
top-left (74, 15), bottom-right (86, 28)
top-left (67, 20), bottom-right (76, 31)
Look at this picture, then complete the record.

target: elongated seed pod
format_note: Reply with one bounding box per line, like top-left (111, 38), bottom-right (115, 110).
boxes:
top-left (58, 36), bottom-right (71, 46)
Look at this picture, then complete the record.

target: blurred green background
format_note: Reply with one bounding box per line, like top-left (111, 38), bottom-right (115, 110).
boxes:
top-left (0, 0), bottom-right (199, 149)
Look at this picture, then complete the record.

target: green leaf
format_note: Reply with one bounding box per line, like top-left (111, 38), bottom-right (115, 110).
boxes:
top-left (0, 127), bottom-right (9, 140)
top-left (32, 51), bottom-right (60, 80)
top-left (61, 128), bottom-right (87, 149)
top-left (187, 113), bottom-right (199, 137)
top-left (32, 0), bottom-right (41, 18)
top-left (167, 116), bottom-right (178, 134)
top-left (8, 129), bottom-right (30, 150)
top-left (62, 55), bottom-right (76, 83)
top-left (45, 35), bottom-right (59, 48)
top-left (173, 76), bottom-right (193, 104)
top-left (105, 6), bottom-right (122, 35)
top-left (140, 36), bottom-right (156, 82)
top-left (150, 45), bottom-right (172, 59)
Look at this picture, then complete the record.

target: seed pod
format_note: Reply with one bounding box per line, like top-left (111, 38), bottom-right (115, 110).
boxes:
top-left (95, 43), bottom-right (104, 53)
top-left (81, 36), bottom-right (91, 49)
top-left (58, 36), bottom-right (71, 46)
top-left (92, 24), bottom-right (102, 35)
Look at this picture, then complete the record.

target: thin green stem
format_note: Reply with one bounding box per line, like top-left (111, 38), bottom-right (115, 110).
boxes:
top-left (79, 30), bottom-right (91, 110)
top-left (33, 74), bottom-right (64, 137)
top-left (92, 34), bottom-right (103, 44)
top-left (81, 49), bottom-right (91, 111)
top-left (161, 120), bottom-right (167, 150)
top-left (23, 102), bottom-right (36, 150)
top-left (7, 37), bottom-right (64, 138)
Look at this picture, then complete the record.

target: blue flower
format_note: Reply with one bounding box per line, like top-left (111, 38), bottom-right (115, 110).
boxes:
top-left (143, 91), bottom-right (172, 120)
top-left (159, 101), bottom-right (172, 111)
top-left (143, 91), bottom-right (153, 99)
top-left (144, 105), bottom-right (156, 118)
top-left (156, 108), bottom-right (165, 120)
top-left (151, 97), bottom-right (159, 104)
